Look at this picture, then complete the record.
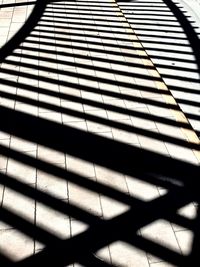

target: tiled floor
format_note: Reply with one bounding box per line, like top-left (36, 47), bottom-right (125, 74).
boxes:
top-left (0, 0), bottom-right (200, 266)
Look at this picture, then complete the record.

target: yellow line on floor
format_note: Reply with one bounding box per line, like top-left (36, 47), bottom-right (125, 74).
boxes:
top-left (112, 0), bottom-right (200, 162)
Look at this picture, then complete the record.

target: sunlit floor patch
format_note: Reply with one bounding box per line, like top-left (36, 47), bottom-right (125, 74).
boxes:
top-left (106, 240), bottom-right (149, 267)
top-left (0, 228), bottom-right (34, 261)
top-left (140, 219), bottom-right (181, 264)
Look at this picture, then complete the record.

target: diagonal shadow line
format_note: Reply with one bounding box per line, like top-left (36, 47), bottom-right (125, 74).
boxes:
top-left (0, 206), bottom-right (63, 247)
top-left (77, 253), bottom-right (113, 267)
top-left (116, 21), bottom-right (191, 27)
top-left (0, 0), bottom-right (198, 264)
top-left (0, 172), bottom-right (100, 224)
top-left (125, 234), bottom-right (187, 266)
top-left (0, 105), bottom-right (199, 178)
top-left (37, 23), bottom-right (194, 47)
top-left (24, 38), bottom-right (196, 64)
top-left (20, 44), bottom-right (199, 75)
top-left (178, 113), bottom-right (200, 123)
top-left (43, 10), bottom-right (125, 17)
top-left (39, 17), bottom-right (185, 29)
top-left (161, 0), bottom-right (200, 73)
top-left (117, 17), bottom-right (182, 22)
top-left (168, 83), bottom-right (200, 93)
top-left (38, 15), bottom-right (190, 40)
top-left (0, 143), bottom-right (196, 203)
top-left (1, 142), bottom-right (198, 232)
top-left (36, 18), bottom-right (133, 29)
top-left (187, 205), bottom-right (200, 264)
top-left (0, 143), bottom-right (195, 266)
top-left (0, 153), bottom-right (145, 209)
top-left (0, 0), bottom-right (47, 63)
top-left (11, 51), bottom-right (161, 82)
top-left (41, 14), bottom-right (124, 23)
top-left (162, 73), bottom-right (200, 83)
top-left (0, 76), bottom-right (179, 112)
top-left (3, 57), bottom-right (200, 96)
top-left (127, 31), bottom-right (190, 41)
top-left (156, 64), bottom-right (198, 73)
top-left (12, 50), bottom-right (200, 90)
top-left (106, 4), bottom-right (167, 7)
top-left (33, 26), bottom-right (192, 48)
top-left (17, 189), bottom-right (193, 267)
top-left (1, 88), bottom-right (196, 133)
top-left (176, 98), bottom-right (200, 107)
top-left (0, 65), bottom-right (164, 96)
top-left (1, 92), bottom-right (199, 149)
top-left (3, 58), bottom-right (163, 85)
top-left (118, 0), bottom-right (200, 138)
top-left (30, 31), bottom-right (194, 56)
top-left (19, 44), bottom-right (157, 70)
top-left (2, 58), bottom-right (200, 97)
top-left (48, 7), bottom-right (171, 12)
top-left (0, 145), bottom-right (199, 206)
top-left (0, 199), bottom-right (182, 267)
top-left (0, 1), bottom-right (36, 8)
top-left (45, 9), bottom-right (120, 13)
top-left (0, 208), bottom-right (111, 267)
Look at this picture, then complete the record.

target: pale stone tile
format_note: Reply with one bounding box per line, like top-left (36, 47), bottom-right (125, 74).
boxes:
top-left (0, 229), bottom-right (34, 261)
top-left (100, 195), bottom-right (130, 219)
top-left (0, 97), bottom-right (15, 109)
top-left (7, 155), bottom-right (36, 184)
top-left (106, 99), bottom-right (130, 121)
top-left (68, 182), bottom-right (102, 217)
top-left (3, 187), bottom-right (35, 225)
top-left (126, 175), bottom-right (160, 201)
top-left (86, 110), bottom-right (111, 133)
top-left (141, 219), bottom-right (181, 263)
top-left (131, 107), bottom-right (157, 130)
top-left (138, 129), bottom-right (169, 156)
top-left (64, 121), bottom-right (87, 131)
top-left (70, 219), bottom-right (89, 237)
top-left (60, 87), bottom-right (81, 98)
top-left (61, 100), bottom-right (84, 123)
top-left (66, 155), bottom-right (95, 178)
top-left (36, 202), bottom-right (70, 239)
top-left (175, 230), bottom-right (194, 255)
top-left (37, 145), bottom-right (65, 165)
top-left (95, 246), bottom-right (111, 264)
top-left (95, 165), bottom-right (129, 193)
top-left (155, 122), bottom-right (186, 140)
top-left (81, 91), bottom-right (103, 103)
top-left (10, 136), bottom-right (37, 152)
top-left (0, 131), bottom-right (10, 140)
top-left (37, 164), bottom-right (68, 200)
top-left (94, 131), bottom-right (113, 139)
top-left (39, 94), bottom-right (60, 106)
top-left (39, 111), bottom-right (62, 123)
top-left (147, 99), bottom-right (173, 118)
top-left (112, 122), bottom-right (139, 145)
top-left (109, 241), bottom-right (149, 267)
top-left (164, 143), bottom-right (199, 164)
top-left (38, 79), bottom-right (59, 92)
top-left (15, 103), bottom-right (38, 116)
top-left (173, 203), bottom-right (197, 231)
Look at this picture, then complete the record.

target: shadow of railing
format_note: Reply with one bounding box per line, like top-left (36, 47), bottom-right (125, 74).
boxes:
top-left (0, 0), bottom-right (200, 266)
top-left (117, 0), bottom-right (200, 137)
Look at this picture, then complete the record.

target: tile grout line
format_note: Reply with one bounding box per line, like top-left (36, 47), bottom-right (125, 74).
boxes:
top-left (112, 0), bottom-right (200, 163)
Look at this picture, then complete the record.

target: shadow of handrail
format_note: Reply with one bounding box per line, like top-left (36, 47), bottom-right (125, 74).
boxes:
top-left (0, 0), bottom-right (200, 266)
